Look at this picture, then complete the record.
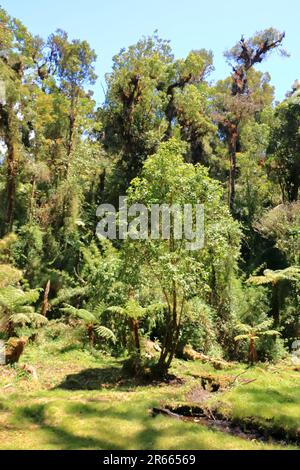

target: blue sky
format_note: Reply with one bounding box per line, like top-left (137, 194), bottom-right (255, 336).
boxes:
top-left (1, 0), bottom-right (299, 104)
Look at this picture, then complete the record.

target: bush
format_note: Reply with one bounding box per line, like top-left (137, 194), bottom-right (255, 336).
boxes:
top-left (256, 335), bottom-right (287, 362)
top-left (178, 299), bottom-right (222, 357)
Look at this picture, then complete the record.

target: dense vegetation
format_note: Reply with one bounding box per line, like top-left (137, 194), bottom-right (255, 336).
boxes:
top-left (0, 5), bottom-right (300, 393)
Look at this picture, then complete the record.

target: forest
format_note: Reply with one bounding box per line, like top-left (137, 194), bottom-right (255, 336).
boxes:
top-left (0, 5), bottom-right (300, 451)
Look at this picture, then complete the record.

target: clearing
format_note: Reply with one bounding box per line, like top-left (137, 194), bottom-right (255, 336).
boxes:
top-left (0, 344), bottom-right (299, 450)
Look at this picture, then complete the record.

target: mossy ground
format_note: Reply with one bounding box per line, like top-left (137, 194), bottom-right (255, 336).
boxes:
top-left (0, 342), bottom-right (299, 450)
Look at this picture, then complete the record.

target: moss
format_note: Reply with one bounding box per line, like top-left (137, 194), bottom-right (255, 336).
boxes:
top-left (0, 345), bottom-right (299, 450)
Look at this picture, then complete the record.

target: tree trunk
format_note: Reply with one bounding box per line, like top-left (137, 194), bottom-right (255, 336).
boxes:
top-left (6, 319), bottom-right (15, 338)
top-left (287, 174), bottom-right (299, 203)
top-left (99, 169), bottom-right (106, 194)
top-left (66, 94), bottom-right (78, 175)
top-left (87, 324), bottom-right (96, 346)
top-left (228, 125), bottom-right (238, 212)
top-left (4, 108), bottom-right (19, 234)
top-left (271, 283), bottom-right (284, 327)
top-left (41, 280), bottom-right (51, 317)
top-left (29, 177), bottom-right (36, 222)
top-left (157, 285), bottom-right (180, 375)
top-left (130, 318), bottom-right (141, 354)
top-left (67, 111), bottom-right (76, 158)
top-left (249, 337), bottom-right (257, 365)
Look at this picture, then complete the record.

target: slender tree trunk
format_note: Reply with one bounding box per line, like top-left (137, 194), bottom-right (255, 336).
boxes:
top-left (87, 324), bottom-right (96, 346)
top-left (66, 93), bottom-right (78, 176)
top-left (41, 280), bottom-right (51, 317)
top-left (99, 169), bottom-right (106, 194)
top-left (5, 147), bottom-right (17, 233)
top-left (272, 283), bottom-right (285, 327)
top-left (4, 107), bottom-right (19, 234)
top-left (157, 283), bottom-right (180, 375)
top-left (29, 177), bottom-right (36, 222)
top-left (249, 337), bottom-right (257, 365)
top-left (157, 312), bottom-right (172, 371)
top-left (130, 318), bottom-right (141, 354)
top-left (67, 111), bottom-right (76, 158)
top-left (7, 319), bottom-right (15, 338)
top-left (228, 125), bottom-right (238, 212)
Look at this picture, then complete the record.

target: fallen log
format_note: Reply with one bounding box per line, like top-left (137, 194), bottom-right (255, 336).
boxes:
top-left (151, 407), bottom-right (182, 420)
top-left (183, 346), bottom-right (230, 370)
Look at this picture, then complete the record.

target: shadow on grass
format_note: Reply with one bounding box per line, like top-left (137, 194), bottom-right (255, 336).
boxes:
top-left (68, 402), bottom-right (165, 450)
top-left (17, 404), bottom-right (114, 449)
top-left (235, 385), bottom-right (299, 404)
top-left (56, 366), bottom-right (136, 391)
top-left (16, 400), bottom-right (171, 450)
top-left (11, 390), bottom-right (275, 450)
top-left (17, 398), bottom-right (211, 450)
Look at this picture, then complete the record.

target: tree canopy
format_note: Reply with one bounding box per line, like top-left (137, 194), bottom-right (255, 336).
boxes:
top-left (0, 7), bottom-right (299, 376)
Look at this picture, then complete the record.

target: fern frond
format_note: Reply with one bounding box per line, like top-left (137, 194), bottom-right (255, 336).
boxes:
top-left (8, 311), bottom-right (48, 328)
top-left (9, 313), bottom-right (31, 326)
top-left (248, 266), bottom-right (300, 286)
top-left (0, 264), bottom-right (22, 288)
top-left (255, 319), bottom-right (274, 332)
top-left (108, 300), bottom-right (146, 320)
top-left (94, 325), bottom-right (116, 343)
top-left (28, 313), bottom-right (49, 327)
top-left (234, 334), bottom-right (250, 342)
top-left (247, 275), bottom-right (272, 286)
top-left (235, 323), bottom-right (252, 333)
top-left (51, 286), bottom-right (87, 307)
top-left (107, 306), bottom-right (125, 316)
top-left (93, 302), bottom-right (106, 316)
top-left (0, 287), bottom-right (39, 312)
top-left (0, 234), bottom-right (17, 259)
top-left (145, 303), bottom-right (166, 314)
top-left (18, 306), bottom-right (35, 314)
top-left (261, 330), bottom-right (281, 337)
top-left (61, 304), bottom-right (97, 323)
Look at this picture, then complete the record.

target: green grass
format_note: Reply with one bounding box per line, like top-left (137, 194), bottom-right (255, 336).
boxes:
top-left (208, 363), bottom-right (300, 441)
top-left (0, 343), bottom-right (299, 450)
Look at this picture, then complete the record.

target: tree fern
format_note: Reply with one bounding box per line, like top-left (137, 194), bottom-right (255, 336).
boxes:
top-left (9, 312), bottom-right (48, 328)
top-left (248, 267), bottom-right (300, 325)
top-left (107, 299), bottom-right (146, 320)
top-left (248, 267), bottom-right (300, 286)
top-left (61, 304), bottom-right (115, 345)
top-left (235, 319), bottom-right (280, 364)
top-left (0, 283), bottom-right (42, 334)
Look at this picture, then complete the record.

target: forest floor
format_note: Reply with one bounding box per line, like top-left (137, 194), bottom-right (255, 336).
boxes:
top-left (0, 342), bottom-right (300, 450)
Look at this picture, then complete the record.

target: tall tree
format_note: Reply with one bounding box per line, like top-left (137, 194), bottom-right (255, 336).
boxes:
top-left (47, 30), bottom-right (97, 172)
top-left (122, 139), bottom-right (241, 375)
top-left (102, 34), bottom-right (215, 198)
top-left (217, 29), bottom-right (286, 212)
top-left (0, 8), bottom-right (35, 233)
